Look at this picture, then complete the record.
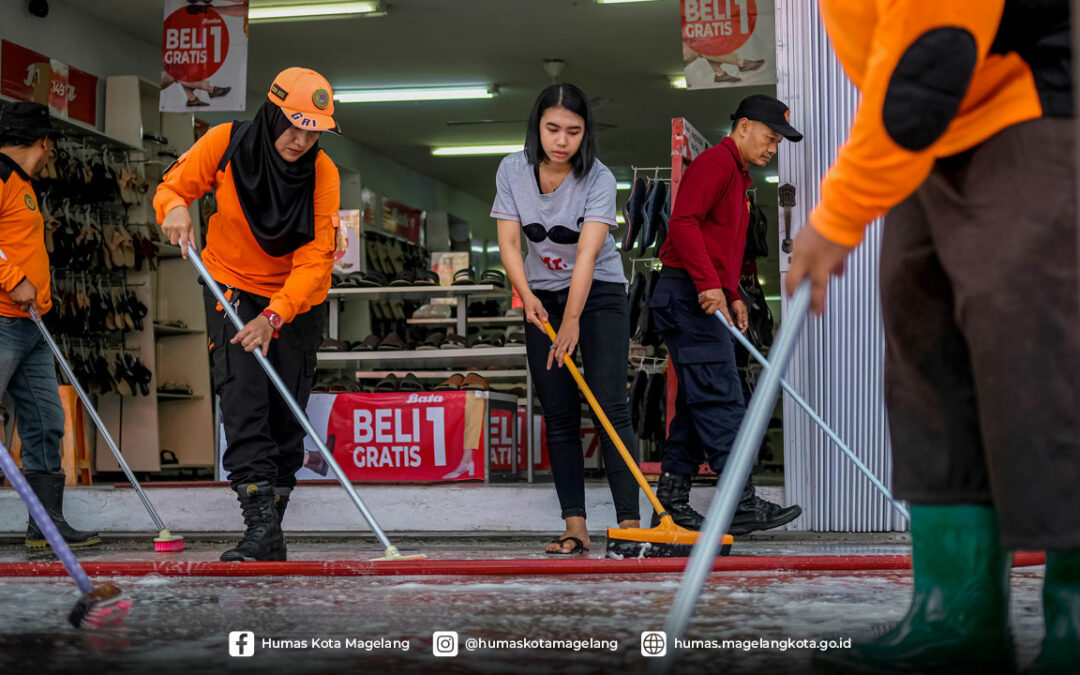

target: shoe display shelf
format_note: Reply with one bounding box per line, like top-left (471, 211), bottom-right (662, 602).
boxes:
top-left (320, 284), bottom-right (536, 481)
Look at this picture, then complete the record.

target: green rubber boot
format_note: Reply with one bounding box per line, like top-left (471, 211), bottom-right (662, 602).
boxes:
top-left (1026, 547), bottom-right (1080, 674)
top-left (817, 504), bottom-right (1014, 673)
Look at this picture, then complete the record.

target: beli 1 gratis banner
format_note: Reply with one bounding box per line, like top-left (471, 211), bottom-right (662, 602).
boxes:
top-left (316, 392), bottom-right (478, 481)
top-left (160, 0), bottom-right (248, 112)
top-left (681, 0), bottom-right (776, 90)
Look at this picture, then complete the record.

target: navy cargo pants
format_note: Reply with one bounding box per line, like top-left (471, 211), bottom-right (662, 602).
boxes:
top-left (648, 268), bottom-right (744, 476)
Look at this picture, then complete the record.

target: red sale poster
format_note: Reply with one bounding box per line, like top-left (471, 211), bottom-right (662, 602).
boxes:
top-left (322, 392), bottom-right (478, 481)
top-left (159, 0), bottom-right (248, 112)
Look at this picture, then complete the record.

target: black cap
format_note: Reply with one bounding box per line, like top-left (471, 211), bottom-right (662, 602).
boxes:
top-left (731, 95), bottom-right (803, 142)
top-left (0, 102), bottom-right (56, 142)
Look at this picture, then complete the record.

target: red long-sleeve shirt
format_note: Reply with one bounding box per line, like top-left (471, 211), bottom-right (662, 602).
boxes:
top-left (659, 136), bottom-right (752, 304)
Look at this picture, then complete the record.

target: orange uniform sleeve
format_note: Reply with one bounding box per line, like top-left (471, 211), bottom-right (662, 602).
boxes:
top-left (810, 0), bottom-right (1006, 247)
top-left (266, 151), bottom-right (340, 324)
top-left (0, 187), bottom-right (27, 292)
top-left (153, 123), bottom-right (232, 224)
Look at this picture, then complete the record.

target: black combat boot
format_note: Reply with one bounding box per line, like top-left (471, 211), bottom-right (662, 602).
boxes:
top-left (24, 472), bottom-right (101, 549)
top-left (273, 487), bottom-right (292, 527)
top-left (220, 482), bottom-right (285, 562)
top-left (650, 472), bottom-right (705, 529)
top-left (729, 481), bottom-right (802, 535)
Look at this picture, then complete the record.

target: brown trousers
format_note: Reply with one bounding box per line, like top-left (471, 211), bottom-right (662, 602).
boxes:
top-left (882, 117), bottom-right (1080, 550)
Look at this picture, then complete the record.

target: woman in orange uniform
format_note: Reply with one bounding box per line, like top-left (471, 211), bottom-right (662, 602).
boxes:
top-left (154, 68), bottom-right (340, 562)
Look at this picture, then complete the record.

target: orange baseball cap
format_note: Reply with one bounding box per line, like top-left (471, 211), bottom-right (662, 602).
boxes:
top-left (267, 67), bottom-right (341, 135)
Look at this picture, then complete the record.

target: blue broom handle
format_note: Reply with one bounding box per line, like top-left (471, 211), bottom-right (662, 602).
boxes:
top-left (0, 441), bottom-right (93, 593)
top-left (654, 280), bottom-right (811, 674)
top-left (716, 311), bottom-right (909, 521)
top-left (186, 244), bottom-right (395, 552)
top-left (28, 308), bottom-right (167, 532)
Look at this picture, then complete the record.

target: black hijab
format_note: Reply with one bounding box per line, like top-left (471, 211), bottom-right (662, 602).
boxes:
top-left (230, 101), bottom-right (319, 257)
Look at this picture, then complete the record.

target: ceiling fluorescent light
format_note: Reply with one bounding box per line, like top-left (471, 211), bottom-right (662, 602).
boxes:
top-left (431, 144), bottom-right (523, 157)
top-left (335, 85), bottom-right (495, 103)
top-left (616, 215), bottom-right (625, 224)
top-left (670, 76), bottom-right (687, 89)
top-left (249, 2), bottom-right (383, 22)
top-left (616, 181), bottom-right (631, 191)
top-left (765, 175), bottom-right (780, 184)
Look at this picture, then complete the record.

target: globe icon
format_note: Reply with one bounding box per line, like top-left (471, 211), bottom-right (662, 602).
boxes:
top-left (642, 632), bottom-right (666, 655)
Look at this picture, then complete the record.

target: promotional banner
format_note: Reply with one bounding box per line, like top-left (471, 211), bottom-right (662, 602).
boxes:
top-left (303, 392), bottom-right (480, 481)
top-left (160, 0), bottom-right (248, 112)
top-left (334, 209), bottom-right (361, 272)
top-left (681, 0), bottom-right (776, 90)
top-left (1, 41), bottom-right (98, 126)
top-left (382, 198), bottom-right (424, 245)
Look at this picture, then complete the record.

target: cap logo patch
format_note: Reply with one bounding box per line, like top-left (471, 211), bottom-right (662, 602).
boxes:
top-left (24, 194), bottom-right (35, 211)
top-left (312, 89), bottom-right (330, 110)
top-left (271, 83), bottom-right (289, 101)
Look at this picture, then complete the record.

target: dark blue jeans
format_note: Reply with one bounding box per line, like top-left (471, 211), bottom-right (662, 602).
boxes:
top-left (0, 316), bottom-right (65, 474)
top-left (526, 281), bottom-right (641, 523)
top-left (648, 269), bottom-right (745, 476)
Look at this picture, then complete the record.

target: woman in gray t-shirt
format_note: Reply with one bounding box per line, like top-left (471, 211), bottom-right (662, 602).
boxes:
top-left (491, 83), bottom-right (640, 555)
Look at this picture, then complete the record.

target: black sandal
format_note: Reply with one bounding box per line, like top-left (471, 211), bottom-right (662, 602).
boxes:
top-left (412, 270), bottom-right (440, 286)
top-left (451, 268), bottom-right (476, 286)
top-left (479, 269), bottom-right (506, 288)
top-left (545, 536), bottom-right (589, 555)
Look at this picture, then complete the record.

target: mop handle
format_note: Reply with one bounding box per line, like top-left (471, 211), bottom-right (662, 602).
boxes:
top-left (655, 281), bottom-right (812, 675)
top-left (540, 321), bottom-right (668, 519)
top-left (186, 244), bottom-right (395, 552)
top-left (715, 312), bottom-right (909, 521)
top-left (29, 308), bottom-right (167, 532)
top-left (0, 441), bottom-right (93, 593)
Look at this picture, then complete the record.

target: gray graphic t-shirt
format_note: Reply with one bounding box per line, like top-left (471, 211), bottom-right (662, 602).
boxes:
top-left (490, 151), bottom-right (626, 291)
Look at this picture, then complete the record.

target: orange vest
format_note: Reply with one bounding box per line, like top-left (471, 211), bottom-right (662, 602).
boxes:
top-left (0, 153), bottom-right (51, 317)
top-left (154, 123), bottom-right (340, 323)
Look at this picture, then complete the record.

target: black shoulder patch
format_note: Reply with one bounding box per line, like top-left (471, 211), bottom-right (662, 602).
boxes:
top-left (883, 27), bottom-right (977, 152)
top-left (0, 161), bottom-right (12, 184)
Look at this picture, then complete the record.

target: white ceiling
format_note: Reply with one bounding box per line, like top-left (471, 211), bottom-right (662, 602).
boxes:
top-left (74, 0), bottom-right (776, 202)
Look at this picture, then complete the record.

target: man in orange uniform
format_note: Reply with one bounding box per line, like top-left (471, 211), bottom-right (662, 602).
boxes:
top-left (0, 102), bottom-right (100, 548)
top-left (787, 2), bottom-right (1077, 672)
top-left (155, 68), bottom-right (340, 562)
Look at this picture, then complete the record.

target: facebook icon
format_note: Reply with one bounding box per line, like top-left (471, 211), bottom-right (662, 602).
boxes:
top-left (229, 631), bottom-right (255, 657)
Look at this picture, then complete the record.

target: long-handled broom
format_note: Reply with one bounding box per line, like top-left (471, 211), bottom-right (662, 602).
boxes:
top-left (715, 311), bottom-right (909, 520)
top-left (0, 440), bottom-right (131, 629)
top-left (540, 322), bottom-right (733, 558)
top-left (28, 307), bottom-right (185, 552)
top-left (186, 245), bottom-right (424, 561)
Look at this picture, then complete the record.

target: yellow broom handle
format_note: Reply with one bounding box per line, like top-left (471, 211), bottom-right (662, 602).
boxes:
top-left (541, 321), bottom-right (666, 518)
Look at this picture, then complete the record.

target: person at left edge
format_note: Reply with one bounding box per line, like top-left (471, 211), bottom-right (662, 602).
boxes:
top-left (154, 67), bottom-right (341, 562)
top-left (0, 101), bottom-right (101, 549)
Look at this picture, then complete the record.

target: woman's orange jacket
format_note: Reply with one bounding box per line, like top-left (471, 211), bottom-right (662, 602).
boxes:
top-left (154, 122), bottom-right (340, 323)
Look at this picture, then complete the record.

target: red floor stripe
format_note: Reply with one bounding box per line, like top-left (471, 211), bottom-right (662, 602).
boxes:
top-left (0, 552), bottom-right (1046, 578)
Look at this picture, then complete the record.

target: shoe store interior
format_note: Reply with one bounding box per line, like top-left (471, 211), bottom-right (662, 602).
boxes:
top-left (0, 0), bottom-right (786, 491)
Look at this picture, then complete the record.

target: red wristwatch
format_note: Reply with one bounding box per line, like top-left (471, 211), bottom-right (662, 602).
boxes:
top-left (260, 309), bottom-right (282, 338)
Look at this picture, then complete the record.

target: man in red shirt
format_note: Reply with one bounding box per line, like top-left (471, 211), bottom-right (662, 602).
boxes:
top-left (648, 95), bottom-right (802, 534)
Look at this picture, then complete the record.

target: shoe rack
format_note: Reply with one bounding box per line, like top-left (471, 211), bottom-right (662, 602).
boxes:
top-left (97, 75), bottom-right (213, 473)
top-left (321, 281), bottom-right (535, 481)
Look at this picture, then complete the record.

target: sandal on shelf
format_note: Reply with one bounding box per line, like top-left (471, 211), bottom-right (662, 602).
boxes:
top-left (357, 269), bottom-right (388, 287)
top-left (160, 449), bottom-right (180, 466)
top-left (412, 270), bottom-right (440, 286)
top-left (374, 374), bottom-right (400, 392)
top-left (440, 334), bottom-right (466, 350)
top-left (451, 268), bottom-right (476, 286)
top-left (435, 373), bottom-right (465, 391)
top-left (479, 269), bottom-right (506, 288)
top-left (417, 332), bottom-right (445, 351)
top-left (398, 373), bottom-right (424, 392)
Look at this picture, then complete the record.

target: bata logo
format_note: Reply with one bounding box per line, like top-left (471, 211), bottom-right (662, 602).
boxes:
top-left (406, 393), bottom-right (443, 403)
